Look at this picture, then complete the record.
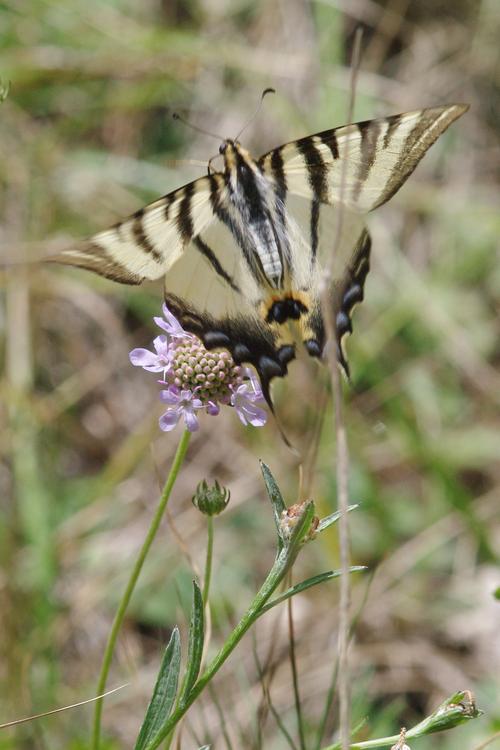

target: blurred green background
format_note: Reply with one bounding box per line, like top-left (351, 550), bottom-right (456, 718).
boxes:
top-left (1, 1), bottom-right (499, 748)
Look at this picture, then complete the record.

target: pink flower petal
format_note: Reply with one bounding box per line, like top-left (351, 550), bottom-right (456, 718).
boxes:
top-left (241, 402), bottom-right (267, 427)
top-left (183, 408), bottom-right (200, 432)
top-left (243, 366), bottom-right (264, 399)
top-left (231, 385), bottom-right (267, 427)
top-left (160, 389), bottom-right (181, 405)
top-left (154, 304), bottom-right (190, 339)
top-left (129, 348), bottom-right (159, 367)
top-left (153, 335), bottom-right (170, 357)
top-left (159, 409), bottom-right (180, 431)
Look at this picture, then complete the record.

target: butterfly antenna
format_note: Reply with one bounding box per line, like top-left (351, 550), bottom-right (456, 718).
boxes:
top-left (172, 112), bottom-right (224, 142)
top-left (234, 87), bottom-right (276, 142)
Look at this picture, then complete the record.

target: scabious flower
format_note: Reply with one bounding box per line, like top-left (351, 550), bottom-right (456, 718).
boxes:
top-left (130, 303), bottom-right (267, 433)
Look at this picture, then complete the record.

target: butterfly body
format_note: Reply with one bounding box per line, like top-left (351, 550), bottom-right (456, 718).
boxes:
top-left (49, 104), bottom-right (468, 405)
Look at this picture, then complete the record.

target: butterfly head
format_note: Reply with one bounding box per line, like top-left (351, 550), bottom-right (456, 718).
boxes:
top-left (219, 139), bottom-right (258, 184)
top-left (218, 139), bottom-right (232, 155)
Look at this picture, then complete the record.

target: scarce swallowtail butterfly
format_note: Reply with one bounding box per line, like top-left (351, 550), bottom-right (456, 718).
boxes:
top-left (48, 103), bottom-right (468, 407)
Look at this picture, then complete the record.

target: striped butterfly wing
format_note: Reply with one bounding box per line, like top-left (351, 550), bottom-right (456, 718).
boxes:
top-left (259, 105), bottom-right (468, 212)
top-left (49, 175), bottom-right (218, 284)
top-left (259, 104), bottom-right (468, 367)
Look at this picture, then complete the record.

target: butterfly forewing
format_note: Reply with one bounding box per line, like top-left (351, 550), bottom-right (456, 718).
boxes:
top-left (49, 174), bottom-right (220, 284)
top-left (260, 104), bottom-right (468, 213)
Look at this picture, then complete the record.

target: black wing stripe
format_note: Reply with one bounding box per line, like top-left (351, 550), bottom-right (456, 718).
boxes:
top-left (65, 242), bottom-right (143, 285)
top-left (164, 192), bottom-right (176, 220)
top-left (354, 120), bottom-right (382, 200)
top-left (383, 113), bottom-right (403, 150)
top-left (113, 221), bottom-right (126, 241)
top-left (270, 148), bottom-right (287, 198)
top-left (310, 198), bottom-right (320, 260)
top-left (296, 138), bottom-right (329, 203)
top-left (319, 131), bottom-right (339, 161)
top-left (193, 236), bottom-right (241, 293)
top-left (177, 182), bottom-right (195, 243)
top-left (270, 148), bottom-right (290, 261)
top-left (132, 211), bottom-right (162, 263)
top-left (374, 108), bottom-right (446, 209)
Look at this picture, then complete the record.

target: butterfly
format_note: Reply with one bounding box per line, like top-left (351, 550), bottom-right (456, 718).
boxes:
top-left (48, 103), bottom-right (468, 407)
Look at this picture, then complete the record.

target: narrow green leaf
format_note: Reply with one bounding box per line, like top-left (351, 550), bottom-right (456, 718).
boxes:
top-left (134, 627), bottom-right (181, 750)
top-left (260, 566), bottom-right (366, 614)
top-left (260, 461), bottom-right (286, 545)
top-left (178, 580), bottom-right (204, 705)
top-left (317, 504), bottom-right (359, 533)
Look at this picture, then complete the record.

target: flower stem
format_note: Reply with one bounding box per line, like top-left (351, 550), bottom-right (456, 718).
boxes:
top-left (160, 557), bottom-right (283, 736)
top-left (152, 505), bottom-right (315, 748)
top-left (202, 516), bottom-right (214, 606)
top-left (91, 429), bottom-right (191, 750)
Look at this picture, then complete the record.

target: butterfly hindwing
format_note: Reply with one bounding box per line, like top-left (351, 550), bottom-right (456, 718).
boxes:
top-left (271, 192), bottom-right (371, 370)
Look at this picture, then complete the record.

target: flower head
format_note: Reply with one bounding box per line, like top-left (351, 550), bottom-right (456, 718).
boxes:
top-left (130, 304), bottom-right (268, 433)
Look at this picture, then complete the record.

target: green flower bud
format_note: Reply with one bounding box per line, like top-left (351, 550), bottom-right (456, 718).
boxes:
top-left (407, 690), bottom-right (481, 741)
top-left (279, 502), bottom-right (319, 543)
top-left (192, 479), bottom-right (230, 516)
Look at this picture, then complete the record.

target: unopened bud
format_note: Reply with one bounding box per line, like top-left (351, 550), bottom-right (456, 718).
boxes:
top-left (280, 502), bottom-right (319, 542)
top-left (421, 690), bottom-right (480, 733)
top-left (192, 479), bottom-right (230, 516)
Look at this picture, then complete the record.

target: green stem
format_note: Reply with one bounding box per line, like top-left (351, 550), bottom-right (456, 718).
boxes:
top-left (202, 516), bottom-right (214, 606)
top-left (323, 707), bottom-right (464, 750)
top-left (155, 547), bottom-right (288, 744)
top-left (91, 429), bottom-right (191, 750)
top-left (147, 500), bottom-right (315, 750)
top-left (323, 735), bottom-right (402, 750)
top-left (287, 591), bottom-right (306, 750)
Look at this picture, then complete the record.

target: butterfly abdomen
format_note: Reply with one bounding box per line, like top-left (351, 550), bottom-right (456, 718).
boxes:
top-left (222, 140), bottom-right (287, 287)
